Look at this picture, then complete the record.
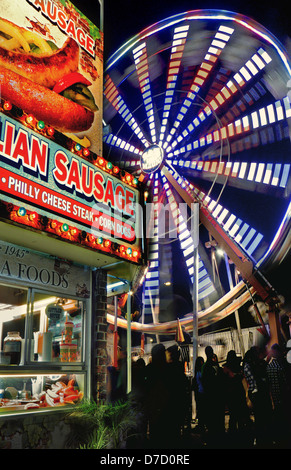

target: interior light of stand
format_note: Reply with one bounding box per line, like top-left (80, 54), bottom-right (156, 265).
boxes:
top-left (26, 114), bottom-right (35, 125)
top-left (3, 101), bottom-right (12, 111)
top-left (70, 227), bottom-right (79, 236)
top-left (29, 212), bottom-right (38, 221)
top-left (107, 281), bottom-right (126, 291)
top-left (17, 207), bottom-right (26, 217)
top-left (49, 220), bottom-right (58, 229)
top-left (97, 157), bottom-right (105, 167)
top-left (83, 148), bottom-right (90, 157)
top-left (47, 127), bottom-right (55, 137)
top-left (86, 233), bottom-right (95, 244)
top-left (37, 120), bottom-right (45, 130)
top-left (61, 223), bottom-right (69, 232)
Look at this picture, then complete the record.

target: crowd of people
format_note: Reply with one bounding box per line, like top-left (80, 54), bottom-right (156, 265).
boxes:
top-left (107, 343), bottom-right (191, 448)
top-left (107, 341), bottom-right (291, 449)
top-left (193, 343), bottom-right (291, 448)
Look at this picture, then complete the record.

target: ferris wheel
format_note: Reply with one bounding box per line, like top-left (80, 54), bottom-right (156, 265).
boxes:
top-left (103, 10), bottom-right (291, 334)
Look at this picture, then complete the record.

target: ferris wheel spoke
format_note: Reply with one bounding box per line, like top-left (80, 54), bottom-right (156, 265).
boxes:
top-left (103, 132), bottom-right (143, 156)
top-left (157, 24), bottom-right (190, 146)
top-left (166, 95), bottom-right (291, 159)
top-left (118, 157), bottom-right (143, 172)
top-left (132, 42), bottom-right (159, 144)
top-left (143, 173), bottom-right (162, 323)
top-left (166, 47), bottom-right (273, 153)
top-left (160, 173), bottom-right (217, 304)
top-left (104, 74), bottom-right (150, 147)
top-left (164, 164), bottom-right (266, 261)
top-left (165, 24), bottom-right (234, 148)
top-left (143, 172), bottom-right (154, 189)
top-left (176, 157), bottom-right (291, 193)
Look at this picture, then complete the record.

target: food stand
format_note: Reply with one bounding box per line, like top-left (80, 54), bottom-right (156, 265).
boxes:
top-left (0, 0), bottom-right (144, 448)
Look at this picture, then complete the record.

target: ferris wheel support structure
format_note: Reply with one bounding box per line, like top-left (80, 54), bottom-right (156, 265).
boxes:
top-left (162, 165), bottom-right (281, 346)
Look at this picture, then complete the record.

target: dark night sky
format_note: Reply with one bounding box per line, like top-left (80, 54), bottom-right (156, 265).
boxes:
top-left (73, 0), bottom-right (291, 61)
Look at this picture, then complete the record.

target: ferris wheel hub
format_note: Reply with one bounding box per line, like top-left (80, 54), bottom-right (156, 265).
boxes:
top-left (141, 144), bottom-right (164, 174)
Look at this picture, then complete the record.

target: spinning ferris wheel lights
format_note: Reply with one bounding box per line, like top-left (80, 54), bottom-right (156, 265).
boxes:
top-left (103, 10), bottom-right (291, 333)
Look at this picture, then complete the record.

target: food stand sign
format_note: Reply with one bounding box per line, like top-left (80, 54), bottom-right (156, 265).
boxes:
top-left (0, 112), bottom-right (141, 247)
top-left (0, 0), bottom-right (103, 155)
top-left (0, 0), bottom-right (143, 258)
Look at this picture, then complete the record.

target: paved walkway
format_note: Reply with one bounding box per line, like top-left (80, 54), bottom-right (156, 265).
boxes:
top-left (128, 415), bottom-right (291, 450)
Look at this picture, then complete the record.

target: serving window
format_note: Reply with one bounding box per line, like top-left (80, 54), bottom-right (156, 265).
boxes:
top-left (29, 291), bottom-right (85, 365)
top-left (0, 282), bottom-right (89, 414)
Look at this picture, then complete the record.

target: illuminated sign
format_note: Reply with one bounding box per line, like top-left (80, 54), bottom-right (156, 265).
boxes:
top-left (0, 0), bottom-right (143, 263)
top-left (0, 0), bottom-right (103, 155)
top-left (141, 145), bottom-right (164, 173)
top-left (0, 113), bottom-right (140, 245)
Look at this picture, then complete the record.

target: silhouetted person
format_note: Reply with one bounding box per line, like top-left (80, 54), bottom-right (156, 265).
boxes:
top-left (107, 365), bottom-right (119, 403)
top-left (128, 357), bottom-right (147, 447)
top-left (115, 349), bottom-right (128, 402)
top-left (144, 344), bottom-right (171, 448)
top-left (243, 346), bottom-right (272, 447)
top-left (202, 346), bottom-right (225, 446)
top-left (223, 350), bottom-right (252, 447)
top-left (131, 357), bottom-right (146, 402)
top-left (165, 345), bottom-right (189, 444)
top-left (266, 343), bottom-right (290, 446)
top-left (107, 349), bottom-right (127, 404)
top-left (192, 356), bottom-right (205, 432)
